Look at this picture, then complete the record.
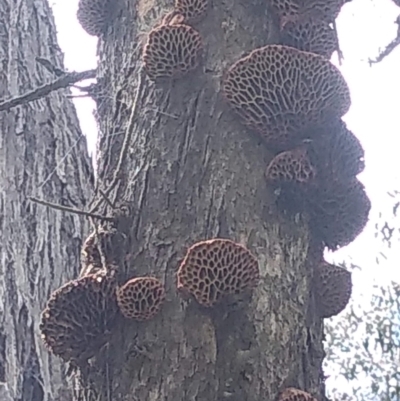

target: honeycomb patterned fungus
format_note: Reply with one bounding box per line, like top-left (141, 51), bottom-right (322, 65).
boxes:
top-left (175, 0), bottom-right (209, 24)
top-left (314, 261), bottom-right (352, 318)
top-left (279, 388), bottom-right (318, 401)
top-left (117, 277), bottom-right (166, 321)
top-left (281, 19), bottom-right (338, 59)
top-left (223, 45), bottom-right (350, 152)
top-left (77, 0), bottom-right (116, 37)
top-left (40, 271), bottom-right (118, 363)
top-left (308, 178), bottom-right (371, 250)
top-left (177, 239), bottom-right (260, 307)
top-left (143, 21), bottom-right (203, 81)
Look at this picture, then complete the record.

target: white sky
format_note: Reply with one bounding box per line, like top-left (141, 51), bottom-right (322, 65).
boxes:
top-left (49, 0), bottom-right (400, 296)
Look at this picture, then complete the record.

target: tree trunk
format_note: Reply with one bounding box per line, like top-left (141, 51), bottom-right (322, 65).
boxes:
top-left (0, 0), bottom-right (94, 400)
top-left (84, 0), bottom-right (326, 401)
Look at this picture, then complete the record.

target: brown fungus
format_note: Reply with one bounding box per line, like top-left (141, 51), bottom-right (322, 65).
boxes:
top-left (143, 19), bottom-right (203, 81)
top-left (279, 388), bottom-right (318, 401)
top-left (308, 178), bottom-right (371, 250)
top-left (177, 239), bottom-right (260, 307)
top-left (223, 45), bottom-right (351, 152)
top-left (281, 18), bottom-right (338, 59)
top-left (314, 261), bottom-right (352, 318)
top-left (40, 271), bottom-right (118, 364)
top-left (175, 0), bottom-right (209, 24)
top-left (117, 277), bottom-right (166, 321)
top-left (77, 0), bottom-right (117, 37)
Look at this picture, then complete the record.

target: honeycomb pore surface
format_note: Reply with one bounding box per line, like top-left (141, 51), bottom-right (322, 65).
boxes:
top-left (175, 0), bottom-right (209, 24)
top-left (77, 0), bottom-right (115, 37)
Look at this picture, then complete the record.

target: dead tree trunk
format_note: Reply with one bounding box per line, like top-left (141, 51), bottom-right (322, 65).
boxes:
top-left (0, 0), bottom-right (94, 400)
top-left (82, 1), bottom-right (326, 401)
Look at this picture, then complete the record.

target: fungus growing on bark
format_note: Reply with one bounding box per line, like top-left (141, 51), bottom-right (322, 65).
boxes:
top-left (279, 388), bottom-right (318, 401)
top-left (314, 261), bottom-right (352, 318)
top-left (301, 0), bottom-right (348, 23)
top-left (308, 178), bottom-right (371, 250)
top-left (40, 271), bottom-right (118, 364)
top-left (307, 119), bottom-right (365, 181)
top-left (223, 45), bottom-right (351, 151)
top-left (117, 277), bottom-right (166, 321)
top-left (143, 18), bottom-right (203, 81)
top-left (281, 19), bottom-right (338, 59)
top-left (76, 0), bottom-right (115, 37)
top-left (177, 239), bottom-right (260, 307)
top-left (175, 0), bottom-right (209, 24)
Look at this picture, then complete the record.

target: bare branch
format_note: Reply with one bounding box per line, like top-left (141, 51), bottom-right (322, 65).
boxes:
top-left (29, 196), bottom-right (114, 221)
top-left (0, 69), bottom-right (96, 112)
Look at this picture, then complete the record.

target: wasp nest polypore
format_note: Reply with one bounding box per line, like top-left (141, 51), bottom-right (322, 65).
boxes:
top-left (77, 0), bottom-right (115, 37)
top-left (223, 45), bottom-right (351, 152)
top-left (314, 262), bottom-right (352, 318)
top-left (143, 19), bottom-right (203, 81)
top-left (40, 271), bottom-right (118, 363)
top-left (177, 239), bottom-right (260, 307)
top-left (117, 277), bottom-right (166, 321)
top-left (175, 0), bottom-right (209, 24)
top-left (279, 388), bottom-right (318, 401)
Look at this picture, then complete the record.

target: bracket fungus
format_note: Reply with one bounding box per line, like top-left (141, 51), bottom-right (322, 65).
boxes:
top-left (40, 271), bottom-right (118, 364)
top-left (223, 45), bottom-right (351, 152)
top-left (143, 16), bottom-right (203, 81)
top-left (77, 0), bottom-right (116, 37)
top-left (281, 19), bottom-right (338, 59)
top-left (177, 239), bottom-right (260, 307)
top-left (314, 261), bottom-right (352, 318)
top-left (308, 178), bottom-right (371, 250)
top-left (175, 0), bottom-right (209, 24)
top-left (279, 388), bottom-right (318, 401)
top-left (117, 277), bottom-right (166, 321)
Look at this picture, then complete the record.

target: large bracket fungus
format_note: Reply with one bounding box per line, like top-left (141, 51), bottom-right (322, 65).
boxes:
top-left (177, 239), bottom-right (260, 307)
top-left (279, 388), bottom-right (318, 401)
top-left (77, 0), bottom-right (117, 37)
top-left (40, 270), bottom-right (118, 364)
top-left (223, 45), bottom-right (351, 152)
top-left (174, 0), bottom-right (209, 24)
top-left (313, 261), bottom-right (352, 318)
top-left (281, 19), bottom-right (338, 59)
top-left (143, 16), bottom-right (203, 81)
top-left (308, 178), bottom-right (371, 250)
top-left (116, 277), bottom-right (166, 321)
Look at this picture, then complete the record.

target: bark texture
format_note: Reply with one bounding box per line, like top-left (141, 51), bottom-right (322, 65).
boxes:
top-left (0, 0), bottom-right (94, 400)
top-left (83, 0), bottom-right (326, 400)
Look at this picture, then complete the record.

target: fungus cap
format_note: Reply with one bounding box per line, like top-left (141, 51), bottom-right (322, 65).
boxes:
top-left (77, 0), bottom-right (116, 37)
top-left (279, 388), bottom-right (318, 401)
top-left (308, 178), bottom-right (371, 250)
top-left (143, 23), bottom-right (203, 81)
top-left (175, 0), bottom-right (209, 24)
top-left (301, 0), bottom-right (348, 23)
top-left (117, 277), bottom-right (166, 321)
top-left (281, 19), bottom-right (338, 59)
top-left (177, 239), bottom-right (260, 307)
top-left (40, 271), bottom-right (118, 363)
top-left (223, 45), bottom-right (350, 151)
top-left (314, 261), bottom-right (352, 318)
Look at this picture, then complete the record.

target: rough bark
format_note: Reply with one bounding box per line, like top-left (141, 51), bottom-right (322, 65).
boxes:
top-left (0, 0), bottom-right (94, 400)
top-left (81, 0), bottom-right (326, 400)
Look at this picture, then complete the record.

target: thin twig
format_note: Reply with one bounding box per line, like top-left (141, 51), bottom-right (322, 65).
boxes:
top-left (99, 189), bottom-right (116, 209)
top-left (333, 20), bottom-right (344, 66)
top-left (29, 197), bottom-right (114, 221)
top-left (89, 67), bottom-right (146, 213)
top-left (0, 69), bottom-right (96, 112)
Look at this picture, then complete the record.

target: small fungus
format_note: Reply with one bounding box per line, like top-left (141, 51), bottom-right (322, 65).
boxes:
top-left (223, 45), bottom-right (350, 151)
top-left (40, 271), bottom-right (118, 364)
top-left (314, 261), bottom-right (352, 318)
top-left (77, 0), bottom-right (116, 37)
top-left (143, 18), bottom-right (203, 81)
top-left (117, 277), bottom-right (166, 321)
top-left (177, 239), bottom-right (260, 307)
top-left (281, 19), bottom-right (338, 59)
top-left (279, 388), bottom-right (318, 401)
top-left (308, 178), bottom-right (371, 250)
top-left (175, 0), bottom-right (209, 24)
